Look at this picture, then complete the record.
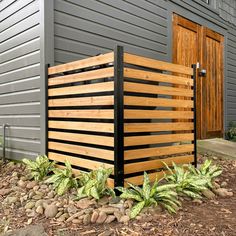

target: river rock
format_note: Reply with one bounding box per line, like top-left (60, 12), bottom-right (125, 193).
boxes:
top-left (119, 215), bottom-right (130, 224)
top-left (44, 204), bottom-right (58, 218)
top-left (214, 188), bottom-right (233, 197)
top-left (18, 180), bottom-right (26, 188)
top-left (36, 205), bottom-right (44, 214)
top-left (26, 181), bottom-right (37, 189)
top-left (0, 188), bottom-right (12, 196)
top-left (105, 215), bottom-right (116, 223)
top-left (114, 211), bottom-right (123, 222)
top-left (100, 207), bottom-right (119, 215)
top-left (83, 214), bottom-right (91, 225)
top-left (25, 201), bottom-right (35, 209)
top-left (67, 204), bottom-right (78, 215)
top-left (77, 198), bottom-right (95, 209)
top-left (91, 211), bottom-right (99, 223)
top-left (96, 211), bottom-right (107, 224)
top-left (7, 196), bottom-right (18, 204)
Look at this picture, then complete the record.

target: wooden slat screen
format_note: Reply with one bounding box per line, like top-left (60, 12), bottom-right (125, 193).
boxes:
top-left (47, 48), bottom-right (196, 187)
top-left (48, 52), bottom-right (115, 186)
top-left (123, 53), bottom-right (195, 185)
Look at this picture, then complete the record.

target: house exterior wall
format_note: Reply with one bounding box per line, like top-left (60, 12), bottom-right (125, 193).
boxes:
top-left (0, 0), bottom-right (41, 159)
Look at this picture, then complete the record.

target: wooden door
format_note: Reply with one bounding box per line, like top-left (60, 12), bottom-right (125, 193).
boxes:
top-left (173, 14), bottom-right (224, 139)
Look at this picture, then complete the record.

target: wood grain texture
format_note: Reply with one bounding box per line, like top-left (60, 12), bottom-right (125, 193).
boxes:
top-left (124, 144), bottom-right (194, 160)
top-left (48, 52), bottom-right (114, 75)
top-left (48, 96), bottom-right (114, 107)
top-left (124, 122), bottom-right (194, 133)
top-left (124, 96), bottom-right (193, 108)
top-left (48, 120), bottom-right (114, 133)
top-left (124, 155), bottom-right (194, 174)
top-left (48, 67), bottom-right (114, 86)
top-left (124, 68), bottom-right (193, 86)
top-left (48, 109), bottom-right (114, 119)
top-left (124, 82), bottom-right (193, 97)
top-left (48, 131), bottom-right (114, 147)
top-left (124, 133), bottom-right (194, 146)
top-left (124, 110), bottom-right (194, 119)
top-left (124, 53), bottom-right (193, 75)
top-left (48, 81), bottom-right (114, 97)
top-left (48, 141), bottom-right (114, 161)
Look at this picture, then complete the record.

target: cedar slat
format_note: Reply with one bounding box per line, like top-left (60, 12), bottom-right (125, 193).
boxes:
top-left (124, 53), bottom-right (193, 76)
top-left (124, 96), bottom-right (193, 108)
top-left (124, 122), bottom-right (194, 133)
top-left (48, 81), bottom-right (114, 97)
top-left (48, 52), bottom-right (114, 75)
top-left (48, 131), bottom-right (114, 147)
top-left (124, 133), bottom-right (194, 146)
top-left (124, 110), bottom-right (194, 119)
top-left (49, 152), bottom-right (114, 172)
top-left (48, 109), bottom-right (114, 119)
top-left (124, 82), bottom-right (193, 97)
top-left (48, 141), bottom-right (114, 161)
top-left (124, 155), bottom-right (194, 174)
top-left (124, 144), bottom-right (194, 160)
top-left (48, 96), bottom-right (114, 107)
top-left (48, 67), bottom-right (114, 86)
top-left (124, 68), bottom-right (193, 86)
top-left (48, 121), bottom-right (114, 133)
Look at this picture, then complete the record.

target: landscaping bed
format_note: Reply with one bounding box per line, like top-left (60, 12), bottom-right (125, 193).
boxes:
top-left (0, 155), bottom-right (235, 236)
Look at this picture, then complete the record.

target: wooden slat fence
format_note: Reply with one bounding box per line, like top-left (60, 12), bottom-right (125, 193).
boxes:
top-left (47, 46), bottom-right (197, 187)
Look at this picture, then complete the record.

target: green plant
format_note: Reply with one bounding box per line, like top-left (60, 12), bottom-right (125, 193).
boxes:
top-left (226, 121), bottom-right (236, 141)
top-left (117, 172), bottom-right (179, 218)
top-left (164, 163), bottom-right (208, 199)
top-left (77, 167), bottom-right (115, 200)
top-left (45, 160), bottom-right (78, 195)
top-left (188, 159), bottom-right (222, 189)
top-left (22, 155), bottom-right (55, 181)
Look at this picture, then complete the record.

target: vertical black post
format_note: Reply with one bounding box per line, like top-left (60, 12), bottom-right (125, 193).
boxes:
top-left (192, 64), bottom-right (197, 167)
top-left (45, 64), bottom-right (49, 156)
top-left (114, 46), bottom-right (124, 187)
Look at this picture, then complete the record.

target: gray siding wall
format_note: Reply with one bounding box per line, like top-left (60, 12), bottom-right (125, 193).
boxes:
top-left (0, 0), bottom-right (41, 160)
top-left (53, 0), bottom-right (236, 132)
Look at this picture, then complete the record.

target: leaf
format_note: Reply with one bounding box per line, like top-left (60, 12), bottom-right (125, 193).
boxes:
top-left (120, 191), bottom-right (143, 202)
top-left (143, 172), bottom-right (151, 200)
top-left (57, 178), bottom-right (70, 195)
top-left (130, 201), bottom-right (145, 219)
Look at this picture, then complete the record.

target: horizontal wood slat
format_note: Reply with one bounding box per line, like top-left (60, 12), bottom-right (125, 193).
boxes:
top-left (124, 155), bottom-right (194, 174)
top-left (124, 68), bottom-right (193, 86)
top-left (124, 96), bottom-right (193, 108)
top-left (124, 171), bottom-right (169, 186)
top-left (49, 152), bottom-right (114, 172)
top-left (48, 67), bottom-right (114, 86)
top-left (48, 141), bottom-right (114, 161)
top-left (48, 52), bottom-right (114, 75)
top-left (124, 133), bottom-right (194, 146)
top-left (124, 53), bottom-right (193, 76)
top-left (48, 81), bottom-right (114, 97)
top-left (124, 122), bottom-right (194, 133)
top-left (124, 82), bottom-right (193, 97)
top-left (48, 121), bottom-right (114, 133)
top-left (48, 131), bottom-right (114, 147)
top-left (124, 110), bottom-right (194, 119)
top-left (48, 109), bottom-right (114, 119)
top-left (124, 144), bottom-right (194, 160)
top-left (48, 96), bottom-right (114, 107)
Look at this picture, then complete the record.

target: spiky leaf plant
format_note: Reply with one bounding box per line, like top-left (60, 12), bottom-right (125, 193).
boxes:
top-left (117, 172), bottom-right (179, 218)
top-left (77, 167), bottom-right (115, 200)
top-left (164, 162), bottom-right (208, 199)
top-left (188, 159), bottom-right (222, 189)
top-left (45, 160), bottom-right (78, 195)
top-left (23, 155), bottom-right (55, 181)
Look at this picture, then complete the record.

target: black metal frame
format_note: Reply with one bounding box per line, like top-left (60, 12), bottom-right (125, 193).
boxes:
top-left (114, 46), bottom-right (124, 187)
top-left (45, 64), bottom-right (50, 156)
top-left (192, 64), bottom-right (197, 167)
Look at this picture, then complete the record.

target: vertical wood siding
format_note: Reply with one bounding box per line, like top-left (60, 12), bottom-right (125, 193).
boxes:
top-left (0, 0), bottom-right (41, 160)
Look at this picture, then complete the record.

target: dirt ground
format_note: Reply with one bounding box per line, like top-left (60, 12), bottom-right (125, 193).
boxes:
top-left (1, 155), bottom-right (236, 236)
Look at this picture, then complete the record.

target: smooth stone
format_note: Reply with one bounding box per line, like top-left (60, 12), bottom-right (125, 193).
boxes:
top-left (47, 191), bottom-right (54, 198)
top-left (7, 196), bottom-right (18, 204)
top-left (214, 188), bottom-right (233, 197)
top-left (0, 188), bottom-right (12, 196)
top-left (83, 214), bottom-right (91, 225)
top-left (119, 215), bottom-right (130, 224)
top-left (18, 180), bottom-right (26, 188)
top-left (221, 181), bottom-right (228, 187)
top-left (57, 213), bottom-right (69, 222)
top-left (67, 204), bottom-right (78, 215)
top-left (25, 201), bottom-right (35, 209)
top-left (96, 211), bottom-right (107, 224)
top-left (105, 215), bottom-right (116, 223)
top-left (33, 186), bottom-right (40, 192)
top-left (26, 181), bottom-right (37, 189)
top-left (36, 205), bottom-right (44, 214)
top-left (91, 211), bottom-right (99, 223)
top-left (66, 211), bottom-right (85, 222)
top-left (55, 211), bottom-right (63, 218)
top-left (77, 198), bottom-right (95, 209)
top-left (193, 199), bottom-right (203, 204)
top-left (44, 204), bottom-right (58, 218)
top-left (97, 196), bottom-right (109, 206)
top-left (72, 219), bottom-right (82, 224)
top-left (114, 211), bottom-right (124, 222)
top-left (100, 207), bottom-right (119, 215)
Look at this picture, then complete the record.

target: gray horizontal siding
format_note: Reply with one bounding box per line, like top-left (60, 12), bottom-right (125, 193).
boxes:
top-left (54, 0), bottom-right (168, 64)
top-left (0, 0), bottom-right (40, 160)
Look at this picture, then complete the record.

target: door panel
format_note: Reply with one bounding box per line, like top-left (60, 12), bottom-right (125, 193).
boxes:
top-left (173, 14), bottom-right (224, 139)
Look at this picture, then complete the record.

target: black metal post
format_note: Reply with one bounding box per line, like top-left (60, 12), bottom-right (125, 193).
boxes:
top-left (114, 46), bottom-right (124, 187)
top-left (45, 64), bottom-right (50, 156)
top-left (192, 64), bottom-right (197, 168)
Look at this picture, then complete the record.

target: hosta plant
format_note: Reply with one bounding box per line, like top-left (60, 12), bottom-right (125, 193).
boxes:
top-left (117, 172), bottom-right (179, 218)
top-left (188, 159), bottom-right (222, 189)
top-left (164, 162), bottom-right (208, 199)
top-left (22, 155), bottom-right (55, 181)
top-left (46, 160), bottom-right (78, 195)
top-left (77, 167), bottom-right (115, 200)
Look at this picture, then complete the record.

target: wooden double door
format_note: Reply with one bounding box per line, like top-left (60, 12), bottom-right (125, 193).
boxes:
top-left (173, 14), bottom-right (224, 139)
